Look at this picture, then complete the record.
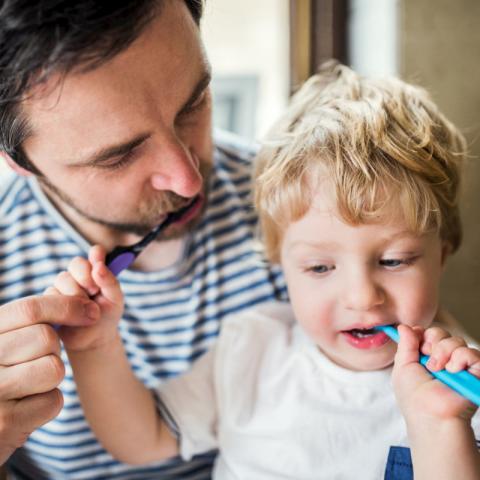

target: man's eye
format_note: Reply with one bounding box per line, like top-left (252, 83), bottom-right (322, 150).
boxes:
top-left (178, 92), bottom-right (208, 118)
top-left (100, 149), bottom-right (136, 170)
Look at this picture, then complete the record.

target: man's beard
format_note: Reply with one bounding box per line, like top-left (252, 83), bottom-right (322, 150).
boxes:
top-left (38, 163), bottom-right (212, 240)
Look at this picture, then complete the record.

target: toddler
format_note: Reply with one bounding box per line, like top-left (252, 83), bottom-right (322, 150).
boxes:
top-left (49, 62), bottom-right (480, 479)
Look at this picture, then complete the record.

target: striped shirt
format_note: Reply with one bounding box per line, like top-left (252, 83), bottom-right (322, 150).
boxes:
top-left (0, 132), bottom-right (287, 479)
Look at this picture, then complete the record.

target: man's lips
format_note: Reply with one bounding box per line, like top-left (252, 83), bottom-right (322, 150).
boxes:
top-left (166, 195), bottom-right (203, 227)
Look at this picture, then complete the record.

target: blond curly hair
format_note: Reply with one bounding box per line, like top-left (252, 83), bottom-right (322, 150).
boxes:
top-left (254, 61), bottom-right (466, 262)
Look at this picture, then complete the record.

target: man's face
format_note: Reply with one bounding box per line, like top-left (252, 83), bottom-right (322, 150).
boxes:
top-left (20, 0), bottom-right (213, 240)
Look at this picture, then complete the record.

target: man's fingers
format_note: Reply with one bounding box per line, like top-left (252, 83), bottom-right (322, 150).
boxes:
top-left (0, 390), bottom-right (64, 449)
top-left (0, 355), bottom-right (65, 401)
top-left (0, 390), bottom-right (64, 463)
top-left (0, 295), bottom-right (99, 334)
top-left (13, 389), bottom-right (64, 431)
top-left (0, 324), bottom-right (61, 366)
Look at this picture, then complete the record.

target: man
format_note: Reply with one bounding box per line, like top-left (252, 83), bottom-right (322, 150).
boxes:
top-left (0, 1), bottom-right (285, 478)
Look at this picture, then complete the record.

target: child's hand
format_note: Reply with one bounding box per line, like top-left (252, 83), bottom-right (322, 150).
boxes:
top-left (392, 325), bottom-right (480, 424)
top-left (45, 245), bottom-right (124, 352)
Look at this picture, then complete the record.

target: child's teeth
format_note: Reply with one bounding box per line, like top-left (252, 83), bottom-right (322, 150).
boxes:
top-left (350, 328), bottom-right (376, 338)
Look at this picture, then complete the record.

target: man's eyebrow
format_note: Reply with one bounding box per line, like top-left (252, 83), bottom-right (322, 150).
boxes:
top-left (72, 133), bottom-right (151, 167)
top-left (71, 69), bottom-right (211, 167)
top-left (178, 69), bottom-right (212, 115)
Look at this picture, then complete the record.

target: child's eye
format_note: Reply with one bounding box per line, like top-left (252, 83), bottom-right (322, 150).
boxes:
top-left (307, 264), bottom-right (334, 275)
top-left (379, 257), bottom-right (417, 268)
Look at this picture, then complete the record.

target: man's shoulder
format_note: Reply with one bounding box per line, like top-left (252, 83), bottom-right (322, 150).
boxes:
top-left (0, 172), bottom-right (31, 221)
top-left (213, 129), bottom-right (258, 172)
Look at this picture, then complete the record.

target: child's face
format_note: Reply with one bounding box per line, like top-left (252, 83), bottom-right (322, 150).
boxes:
top-left (280, 187), bottom-right (447, 371)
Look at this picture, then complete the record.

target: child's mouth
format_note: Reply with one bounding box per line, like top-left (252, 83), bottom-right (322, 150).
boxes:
top-left (348, 328), bottom-right (377, 338)
top-left (341, 326), bottom-right (394, 349)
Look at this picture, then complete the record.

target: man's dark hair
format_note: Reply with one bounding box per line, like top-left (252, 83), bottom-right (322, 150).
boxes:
top-left (0, 0), bottom-right (204, 174)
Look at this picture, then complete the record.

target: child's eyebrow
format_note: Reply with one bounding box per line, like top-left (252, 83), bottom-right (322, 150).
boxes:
top-left (381, 231), bottom-right (422, 243)
top-left (286, 240), bottom-right (340, 253)
top-left (286, 231), bottom-right (421, 253)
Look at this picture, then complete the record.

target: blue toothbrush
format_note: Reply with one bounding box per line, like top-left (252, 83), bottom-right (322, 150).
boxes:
top-left (375, 325), bottom-right (480, 407)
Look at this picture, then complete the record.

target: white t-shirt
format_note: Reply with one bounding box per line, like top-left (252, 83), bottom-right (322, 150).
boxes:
top-left (157, 302), bottom-right (480, 480)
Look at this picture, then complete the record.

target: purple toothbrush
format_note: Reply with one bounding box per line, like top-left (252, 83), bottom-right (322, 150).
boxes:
top-left (105, 199), bottom-right (196, 276)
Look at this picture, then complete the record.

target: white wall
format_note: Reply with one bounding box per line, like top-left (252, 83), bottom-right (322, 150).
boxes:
top-left (348, 0), bottom-right (399, 76)
top-left (202, 0), bottom-right (290, 139)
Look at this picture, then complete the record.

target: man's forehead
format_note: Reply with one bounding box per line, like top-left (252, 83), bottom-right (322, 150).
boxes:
top-left (23, 0), bottom-right (202, 111)
top-left (20, 0), bottom-right (208, 161)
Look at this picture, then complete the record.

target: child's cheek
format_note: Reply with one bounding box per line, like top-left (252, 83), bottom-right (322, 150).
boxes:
top-left (399, 280), bottom-right (440, 329)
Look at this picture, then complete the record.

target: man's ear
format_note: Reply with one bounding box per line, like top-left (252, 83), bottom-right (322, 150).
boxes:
top-left (0, 151), bottom-right (32, 177)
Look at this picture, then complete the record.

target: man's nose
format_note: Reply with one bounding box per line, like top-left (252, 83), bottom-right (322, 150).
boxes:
top-left (149, 137), bottom-right (203, 198)
top-left (343, 269), bottom-right (385, 311)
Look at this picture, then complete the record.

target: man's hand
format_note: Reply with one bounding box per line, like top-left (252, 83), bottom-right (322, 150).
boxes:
top-left (0, 294), bottom-right (99, 464)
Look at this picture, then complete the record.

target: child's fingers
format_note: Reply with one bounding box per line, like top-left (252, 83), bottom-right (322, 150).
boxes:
top-left (91, 261), bottom-right (123, 307)
top-left (67, 257), bottom-right (99, 297)
top-left (44, 286), bottom-right (61, 296)
top-left (53, 271), bottom-right (89, 298)
top-left (427, 336), bottom-right (467, 371)
top-left (88, 245), bottom-right (108, 265)
top-left (421, 326), bottom-right (452, 356)
top-left (445, 346), bottom-right (480, 376)
top-left (395, 324), bottom-right (421, 368)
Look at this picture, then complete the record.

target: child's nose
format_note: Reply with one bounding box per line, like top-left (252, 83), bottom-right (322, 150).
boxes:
top-left (343, 272), bottom-right (385, 311)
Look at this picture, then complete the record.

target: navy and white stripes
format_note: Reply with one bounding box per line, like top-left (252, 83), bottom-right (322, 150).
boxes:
top-left (1, 135), bottom-right (286, 479)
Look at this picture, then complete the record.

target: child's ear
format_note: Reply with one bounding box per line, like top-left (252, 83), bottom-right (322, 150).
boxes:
top-left (0, 151), bottom-right (33, 177)
top-left (440, 242), bottom-right (451, 269)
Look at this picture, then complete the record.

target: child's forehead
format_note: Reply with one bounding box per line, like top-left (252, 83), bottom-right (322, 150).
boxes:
top-left (307, 181), bottom-right (393, 215)
top-left (281, 209), bottom-right (433, 258)
top-left (292, 186), bottom-right (419, 237)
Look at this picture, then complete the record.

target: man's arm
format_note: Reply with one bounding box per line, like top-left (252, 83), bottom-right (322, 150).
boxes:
top-left (0, 295), bottom-right (100, 465)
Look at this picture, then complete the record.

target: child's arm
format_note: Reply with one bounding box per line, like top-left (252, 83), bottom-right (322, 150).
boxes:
top-left (393, 325), bottom-right (480, 480)
top-left (50, 246), bottom-right (178, 464)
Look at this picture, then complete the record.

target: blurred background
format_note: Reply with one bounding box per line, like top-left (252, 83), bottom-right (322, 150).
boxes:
top-left (202, 0), bottom-right (480, 338)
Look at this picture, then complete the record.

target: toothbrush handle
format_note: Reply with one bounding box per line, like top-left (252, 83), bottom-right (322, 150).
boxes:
top-left (418, 354), bottom-right (480, 406)
top-left (376, 325), bottom-right (480, 406)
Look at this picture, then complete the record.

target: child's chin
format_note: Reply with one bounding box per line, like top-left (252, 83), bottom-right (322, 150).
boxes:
top-left (356, 356), bottom-right (394, 372)
top-left (339, 352), bottom-right (395, 372)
